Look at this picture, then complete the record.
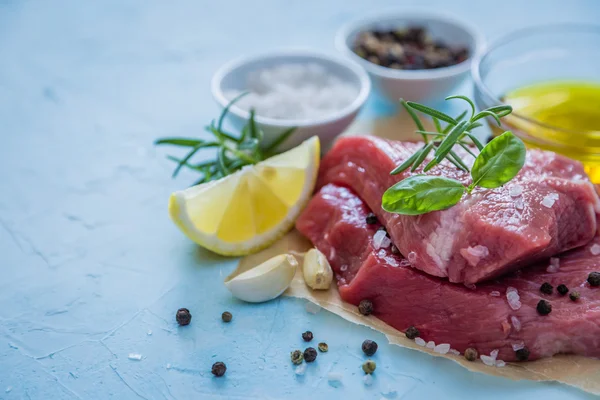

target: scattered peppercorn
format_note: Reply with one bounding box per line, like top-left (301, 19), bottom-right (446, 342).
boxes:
top-left (366, 213), bottom-right (378, 225)
top-left (291, 350), bottom-right (304, 365)
top-left (362, 340), bottom-right (378, 356)
top-left (536, 299), bottom-right (552, 315)
top-left (221, 311), bottom-right (232, 322)
top-left (176, 308), bottom-right (192, 326)
top-left (358, 299), bottom-right (374, 316)
top-left (211, 361), bottom-right (226, 377)
top-left (464, 348), bottom-right (478, 362)
top-left (515, 347), bottom-right (530, 361)
top-left (302, 331), bottom-right (314, 342)
top-left (362, 360), bottom-right (377, 374)
top-left (405, 326), bottom-right (420, 340)
top-left (570, 291), bottom-right (581, 301)
top-left (540, 282), bottom-right (553, 295)
top-left (588, 272), bottom-right (600, 286)
top-left (304, 347), bottom-right (318, 363)
top-left (557, 284), bottom-right (569, 296)
top-left (391, 245), bottom-right (400, 255)
top-left (318, 342), bottom-right (328, 352)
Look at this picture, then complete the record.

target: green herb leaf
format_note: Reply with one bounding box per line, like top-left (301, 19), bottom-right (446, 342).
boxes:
top-left (400, 99), bottom-right (426, 142)
top-left (485, 105), bottom-right (513, 118)
top-left (411, 142), bottom-right (435, 172)
top-left (448, 149), bottom-right (470, 171)
top-left (407, 101), bottom-right (457, 125)
top-left (433, 117), bottom-right (442, 133)
top-left (155, 138), bottom-right (204, 147)
top-left (472, 110), bottom-right (502, 126)
top-left (217, 92), bottom-right (248, 133)
top-left (470, 131), bottom-right (526, 189)
top-left (382, 175), bottom-right (466, 215)
top-left (433, 121), bottom-right (469, 163)
top-left (445, 95), bottom-right (476, 119)
top-left (464, 132), bottom-right (484, 150)
top-left (264, 127), bottom-right (296, 156)
top-left (216, 147), bottom-right (231, 176)
top-left (390, 151), bottom-right (421, 175)
top-left (443, 110), bottom-right (468, 133)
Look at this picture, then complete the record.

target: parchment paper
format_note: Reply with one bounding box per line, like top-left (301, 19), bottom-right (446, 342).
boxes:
top-left (237, 114), bottom-right (600, 395)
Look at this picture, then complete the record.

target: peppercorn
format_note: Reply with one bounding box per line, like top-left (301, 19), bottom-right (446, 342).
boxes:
top-left (515, 347), bottom-right (530, 361)
top-left (540, 282), bottom-right (553, 295)
top-left (211, 361), bottom-right (226, 377)
top-left (290, 350), bottom-right (304, 365)
top-left (318, 342), bottom-right (328, 352)
top-left (176, 308), bottom-right (192, 326)
top-left (464, 348), bottom-right (478, 362)
top-left (304, 347), bottom-right (317, 363)
top-left (588, 272), bottom-right (600, 286)
top-left (366, 213), bottom-right (378, 225)
top-left (362, 360), bottom-right (376, 374)
top-left (362, 340), bottom-right (378, 356)
top-left (536, 299), bottom-right (552, 315)
top-left (358, 299), bottom-right (374, 316)
top-left (221, 311), bottom-right (232, 323)
top-left (302, 331), bottom-right (313, 342)
top-left (391, 245), bottom-right (400, 255)
top-left (557, 284), bottom-right (569, 296)
top-left (405, 326), bottom-right (420, 340)
top-left (570, 291), bottom-right (581, 301)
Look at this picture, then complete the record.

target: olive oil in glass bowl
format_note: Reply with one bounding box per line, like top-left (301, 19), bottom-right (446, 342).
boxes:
top-left (472, 25), bottom-right (600, 182)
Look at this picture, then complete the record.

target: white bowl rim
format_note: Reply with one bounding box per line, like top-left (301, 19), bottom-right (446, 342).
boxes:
top-left (335, 9), bottom-right (486, 81)
top-left (211, 48), bottom-right (371, 127)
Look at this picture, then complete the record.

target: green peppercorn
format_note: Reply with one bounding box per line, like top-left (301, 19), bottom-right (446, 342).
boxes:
top-left (318, 342), bottom-right (328, 352)
top-left (302, 331), bottom-right (313, 342)
top-left (405, 326), bottom-right (420, 340)
top-left (221, 311), bottom-right (232, 322)
top-left (304, 347), bottom-right (318, 363)
top-left (536, 299), bottom-right (552, 315)
top-left (211, 361), bottom-right (226, 377)
top-left (540, 282), bottom-right (553, 295)
top-left (362, 340), bottom-right (378, 356)
top-left (366, 213), bottom-right (378, 225)
top-left (515, 347), bottom-right (530, 361)
top-left (362, 360), bottom-right (376, 374)
top-left (291, 350), bottom-right (304, 365)
top-left (358, 299), bottom-right (374, 316)
top-left (570, 291), bottom-right (581, 301)
top-left (176, 308), bottom-right (192, 326)
top-left (464, 348), bottom-right (478, 362)
top-left (588, 272), bottom-right (600, 286)
top-left (557, 284), bottom-right (569, 296)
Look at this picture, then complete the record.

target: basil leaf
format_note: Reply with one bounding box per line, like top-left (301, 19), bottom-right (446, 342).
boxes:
top-left (382, 175), bottom-right (466, 215)
top-left (470, 131), bottom-right (526, 189)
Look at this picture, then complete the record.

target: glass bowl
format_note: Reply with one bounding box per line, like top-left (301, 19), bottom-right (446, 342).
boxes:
top-left (472, 24), bottom-right (600, 182)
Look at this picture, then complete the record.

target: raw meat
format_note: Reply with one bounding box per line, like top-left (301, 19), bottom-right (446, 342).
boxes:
top-left (296, 184), bottom-right (600, 361)
top-left (317, 136), bottom-right (600, 284)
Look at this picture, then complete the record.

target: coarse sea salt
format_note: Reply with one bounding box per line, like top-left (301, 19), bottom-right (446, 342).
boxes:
top-left (295, 363), bottom-right (306, 376)
top-left (514, 197), bottom-right (525, 210)
top-left (434, 343), bottom-right (451, 354)
top-left (490, 349), bottom-right (499, 360)
top-left (495, 360), bottom-right (506, 367)
top-left (480, 355), bottom-right (495, 366)
top-left (546, 257), bottom-right (560, 273)
top-left (407, 251), bottom-right (417, 263)
top-left (449, 349), bottom-right (461, 356)
top-left (327, 372), bottom-right (343, 387)
top-left (490, 291), bottom-right (501, 297)
top-left (509, 184), bottom-right (523, 197)
top-left (591, 244), bottom-right (600, 256)
top-left (506, 287), bottom-right (521, 310)
top-left (363, 374), bottom-right (374, 386)
top-left (512, 341), bottom-right (525, 351)
top-left (415, 337), bottom-right (426, 347)
top-left (224, 63), bottom-right (359, 120)
top-left (541, 193), bottom-right (559, 208)
top-left (128, 353), bottom-right (143, 361)
top-left (511, 316), bottom-right (522, 332)
top-left (426, 341), bottom-right (436, 349)
top-left (373, 230), bottom-right (391, 249)
top-left (305, 301), bottom-right (321, 314)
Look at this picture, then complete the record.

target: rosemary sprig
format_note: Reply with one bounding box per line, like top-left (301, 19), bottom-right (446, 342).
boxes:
top-left (154, 95), bottom-right (295, 185)
top-left (391, 96), bottom-right (513, 175)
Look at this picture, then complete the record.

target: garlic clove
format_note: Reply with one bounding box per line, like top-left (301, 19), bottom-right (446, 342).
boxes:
top-left (224, 254), bottom-right (298, 303)
top-left (303, 248), bottom-right (333, 290)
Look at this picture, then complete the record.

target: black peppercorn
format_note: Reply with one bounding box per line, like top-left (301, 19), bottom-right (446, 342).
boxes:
top-left (304, 347), bottom-right (317, 363)
top-left (540, 282), bottom-right (553, 295)
top-left (391, 245), bottom-right (400, 255)
top-left (588, 272), bottom-right (600, 286)
top-left (362, 340), bottom-right (378, 356)
top-left (405, 326), bottom-right (420, 340)
top-left (536, 299), bottom-right (552, 315)
top-left (515, 347), bottom-right (530, 361)
top-left (176, 308), bottom-right (192, 326)
top-left (570, 291), bottom-right (581, 301)
top-left (302, 331), bottom-right (313, 342)
top-left (291, 350), bottom-right (304, 365)
top-left (211, 361), bottom-right (226, 377)
top-left (358, 299), bottom-right (374, 316)
top-left (221, 311), bottom-right (232, 322)
top-left (557, 284), bottom-right (569, 296)
top-left (318, 342), bottom-right (328, 352)
top-left (366, 213), bottom-right (378, 225)
top-left (464, 348), bottom-right (478, 362)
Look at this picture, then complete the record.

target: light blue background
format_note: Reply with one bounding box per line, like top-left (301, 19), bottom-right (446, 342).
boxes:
top-left (1, 1), bottom-right (599, 399)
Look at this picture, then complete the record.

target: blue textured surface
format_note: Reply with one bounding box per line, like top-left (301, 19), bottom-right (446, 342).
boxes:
top-left (1, 1), bottom-right (599, 399)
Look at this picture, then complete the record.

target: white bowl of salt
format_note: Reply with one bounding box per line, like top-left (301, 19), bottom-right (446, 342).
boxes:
top-left (211, 49), bottom-right (371, 152)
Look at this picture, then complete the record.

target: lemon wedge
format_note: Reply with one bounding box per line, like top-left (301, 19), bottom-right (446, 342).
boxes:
top-left (168, 136), bottom-right (320, 256)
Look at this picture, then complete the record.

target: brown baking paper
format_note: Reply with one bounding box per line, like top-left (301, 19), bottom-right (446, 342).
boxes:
top-left (236, 114), bottom-right (600, 395)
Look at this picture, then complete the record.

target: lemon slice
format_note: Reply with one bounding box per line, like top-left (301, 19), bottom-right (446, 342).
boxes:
top-left (168, 136), bottom-right (320, 256)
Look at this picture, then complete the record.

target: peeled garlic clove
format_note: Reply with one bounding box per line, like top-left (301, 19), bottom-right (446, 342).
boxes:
top-left (224, 254), bottom-right (297, 303)
top-left (303, 248), bottom-right (333, 290)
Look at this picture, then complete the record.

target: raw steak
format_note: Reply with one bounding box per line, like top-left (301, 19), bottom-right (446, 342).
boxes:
top-left (296, 184), bottom-right (600, 362)
top-left (317, 136), bottom-right (600, 284)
